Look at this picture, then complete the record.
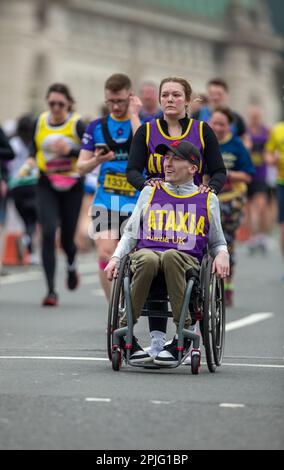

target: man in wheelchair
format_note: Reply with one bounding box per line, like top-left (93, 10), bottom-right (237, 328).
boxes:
top-left (105, 140), bottom-right (230, 366)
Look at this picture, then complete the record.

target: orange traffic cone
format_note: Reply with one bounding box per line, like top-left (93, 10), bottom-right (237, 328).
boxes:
top-left (236, 223), bottom-right (251, 243)
top-left (2, 233), bottom-right (29, 266)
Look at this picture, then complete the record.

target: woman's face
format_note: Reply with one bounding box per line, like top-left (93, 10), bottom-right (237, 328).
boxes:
top-left (47, 92), bottom-right (70, 120)
top-left (160, 82), bottom-right (188, 119)
top-left (210, 112), bottom-right (231, 141)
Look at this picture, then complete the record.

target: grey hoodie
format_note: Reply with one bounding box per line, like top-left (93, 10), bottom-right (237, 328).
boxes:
top-left (112, 179), bottom-right (228, 260)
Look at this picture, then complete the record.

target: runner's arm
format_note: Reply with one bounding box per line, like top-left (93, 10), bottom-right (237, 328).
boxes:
top-left (202, 122), bottom-right (226, 194)
top-left (111, 186), bottom-right (153, 259)
top-left (126, 124), bottom-right (148, 190)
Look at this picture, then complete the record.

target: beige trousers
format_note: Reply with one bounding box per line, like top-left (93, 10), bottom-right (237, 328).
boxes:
top-left (121, 248), bottom-right (200, 330)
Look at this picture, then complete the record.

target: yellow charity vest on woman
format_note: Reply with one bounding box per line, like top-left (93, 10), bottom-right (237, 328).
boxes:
top-left (35, 111), bottom-right (81, 177)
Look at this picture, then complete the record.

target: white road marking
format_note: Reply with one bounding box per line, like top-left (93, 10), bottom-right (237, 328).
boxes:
top-left (91, 289), bottom-right (106, 296)
top-left (151, 400), bottom-right (171, 405)
top-left (222, 363), bottom-right (284, 369)
top-left (0, 356), bottom-right (283, 369)
top-left (1, 264), bottom-right (98, 285)
top-left (1, 272), bottom-right (42, 284)
top-left (0, 356), bottom-right (108, 361)
top-left (219, 403), bottom-right (245, 408)
top-left (85, 398), bottom-right (111, 403)
top-left (81, 275), bottom-right (99, 285)
top-left (226, 312), bottom-right (274, 331)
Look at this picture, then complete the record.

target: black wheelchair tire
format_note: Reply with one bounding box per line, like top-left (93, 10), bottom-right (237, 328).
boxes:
top-left (191, 355), bottom-right (200, 375)
top-left (112, 349), bottom-right (122, 371)
top-left (201, 257), bottom-right (216, 373)
top-left (211, 277), bottom-right (226, 366)
top-left (107, 256), bottom-right (128, 361)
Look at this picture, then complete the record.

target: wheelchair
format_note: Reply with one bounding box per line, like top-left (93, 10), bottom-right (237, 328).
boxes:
top-left (107, 252), bottom-right (226, 374)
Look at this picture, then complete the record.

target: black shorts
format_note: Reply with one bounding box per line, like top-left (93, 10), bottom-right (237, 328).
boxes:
top-left (92, 207), bottom-right (131, 240)
top-left (247, 180), bottom-right (268, 199)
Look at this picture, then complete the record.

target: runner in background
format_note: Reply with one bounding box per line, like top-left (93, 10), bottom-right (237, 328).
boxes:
top-left (77, 73), bottom-right (142, 299)
top-left (0, 126), bottom-right (15, 276)
top-left (139, 81), bottom-right (163, 123)
top-left (265, 121), bottom-right (284, 281)
top-left (246, 106), bottom-right (270, 254)
top-left (192, 78), bottom-right (248, 142)
top-left (21, 83), bottom-right (86, 306)
top-left (8, 115), bottom-right (39, 264)
top-left (190, 92), bottom-right (208, 116)
top-left (210, 107), bottom-right (255, 306)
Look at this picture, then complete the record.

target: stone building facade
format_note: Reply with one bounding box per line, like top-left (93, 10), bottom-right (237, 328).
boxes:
top-left (0, 0), bottom-right (283, 123)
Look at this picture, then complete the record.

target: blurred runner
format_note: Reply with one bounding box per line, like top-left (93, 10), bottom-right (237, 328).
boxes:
top-left (265, 121), bottom-right (284, 281)
top-left (126, 76), bottom-right (226, 355)
top-left (8, 115), bottom-right (39, 264)
top-left (139, 81), bottom-right (163, 123)
top-left (0, 126), bottom-right (15, 276)
top-left (246, 106), bottom-right (270, 254)
top-left (192, 78), bottom-right (247, 141)
top-left (77, 73), bottom-right (141, 299)
top-left (210, 107), bottom-right (255, 306)
top-left (22, 83), bottom-right (86, 306)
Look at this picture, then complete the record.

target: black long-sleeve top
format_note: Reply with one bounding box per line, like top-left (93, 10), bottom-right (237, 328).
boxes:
top-left (0, 126), bottom-right (15, 181)
top-left (0, 127), bottom-right (15, 161)
top-left (126, 117), bottom-right (226, 194)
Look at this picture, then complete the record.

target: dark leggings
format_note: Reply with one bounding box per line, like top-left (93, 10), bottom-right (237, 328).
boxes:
top-left (12, 185), bottom-right (38, 254)
top-left (37, 177), bottom-right (83, 293)
top-left (148, 317), bottom-right (167, 333)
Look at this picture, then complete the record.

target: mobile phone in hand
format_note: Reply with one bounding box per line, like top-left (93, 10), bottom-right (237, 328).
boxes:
top-left (95, 143), bottom-right (111, 155)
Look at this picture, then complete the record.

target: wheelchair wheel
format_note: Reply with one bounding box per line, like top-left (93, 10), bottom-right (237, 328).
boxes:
top-left (107, 256), bottom-right (128, 361)
top-left (191, 351), bottom-right (201, 375)
top-left (112, 349), bottom-right (122, 371)
top-left (211, 276), bottom-right (226, 366)
top-left (201, 256), bottom-right (216, 373)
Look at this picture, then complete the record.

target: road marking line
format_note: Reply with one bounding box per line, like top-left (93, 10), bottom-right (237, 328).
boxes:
top-left (224, 356), bottom-right (284, 360)
top-left (226, 312), bottom-right (274, 331)
top-left (219, 403), bottom-right (245, 408)
top-left (222, 363), bottom-right (284, 369)
top-left (1, 272), bottom-right (42, 284)
top-left (91, 289), bottom-right (106, 296)
top-left (0, 356), bottom-right (283, 369)
top-left (151, 400), bottom-right (171, 405)
top-left (81, 275), bottom-right (99, 285)
top-left (0, 268), bottom-right (98, 285)
top-left (0, 356), bottom-right (108, 361)
top-left (85, 398), bottom-right (111, 403)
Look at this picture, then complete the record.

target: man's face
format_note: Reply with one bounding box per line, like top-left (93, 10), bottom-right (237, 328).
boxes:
top-left (164, 151), bottom-right (196, 184)
top-left (105, 88), bottom-right (131, 119)
top-left (208, 85), bottom-right (227, 109)
top-left (140, 85), bottom-right (158, 112)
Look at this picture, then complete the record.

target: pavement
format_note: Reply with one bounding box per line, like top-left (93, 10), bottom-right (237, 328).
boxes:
top-left (0, 237), bottom-right (283, 450)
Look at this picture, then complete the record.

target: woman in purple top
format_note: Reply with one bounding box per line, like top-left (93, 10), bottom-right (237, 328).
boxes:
top-left (126, 76), bottom-right (226, 355)
top-left (247, 106), bottom-right (270, 253)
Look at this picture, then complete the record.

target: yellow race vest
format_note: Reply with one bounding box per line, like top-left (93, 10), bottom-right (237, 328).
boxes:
top-left (35, 111), bottom-right (81, 176)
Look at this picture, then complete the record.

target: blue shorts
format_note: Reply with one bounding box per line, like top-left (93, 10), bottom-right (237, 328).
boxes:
top-left (277, 184), bottom-right (284, 224)
top-left (0, 195), bottom-right (7, 226)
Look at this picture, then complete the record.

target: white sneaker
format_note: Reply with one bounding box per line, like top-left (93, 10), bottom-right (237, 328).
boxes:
top-left (148, 338), bottom-right (166, 357)
top-left (182, 354), bottom-right (192, 365)
top-left (147, 331), bottom-right (166, 358)
top-left (182, 324), bottom-right (198, 365)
